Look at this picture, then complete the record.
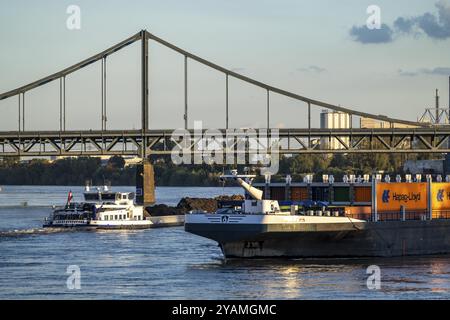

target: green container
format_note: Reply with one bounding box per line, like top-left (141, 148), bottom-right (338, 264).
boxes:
top-left (333, 187), bottom-right (350, 202)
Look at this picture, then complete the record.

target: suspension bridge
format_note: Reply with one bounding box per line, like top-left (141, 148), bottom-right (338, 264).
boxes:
top-left (0, 29), bottom-right (449, 159)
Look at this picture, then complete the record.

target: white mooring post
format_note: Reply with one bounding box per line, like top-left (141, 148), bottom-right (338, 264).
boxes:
top-left (401, 205), bottom-right (406, 221)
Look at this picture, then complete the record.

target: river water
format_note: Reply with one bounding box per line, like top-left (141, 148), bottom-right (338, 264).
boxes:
top-left (0, 186), bottom-right (448, 299)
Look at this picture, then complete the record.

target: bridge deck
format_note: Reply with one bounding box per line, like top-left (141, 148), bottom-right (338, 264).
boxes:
top-left (1, 128), bottom-right (450, 157)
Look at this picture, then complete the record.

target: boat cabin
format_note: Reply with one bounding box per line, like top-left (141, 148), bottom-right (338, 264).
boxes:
top-left (83, 191), bottom-right (135, 206)
top-left (243, 200), bottom-right (282, 214)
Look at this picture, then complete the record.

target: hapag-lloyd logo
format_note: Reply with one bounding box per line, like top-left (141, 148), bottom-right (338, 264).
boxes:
top-left (390, 192), bottom-right (422, 203)
top-left (436, 189), bottom-right (450, 202)
top-left (382, 190), bottom-right (390, 203)
top-left (437, 189), bottom-right (445, 202)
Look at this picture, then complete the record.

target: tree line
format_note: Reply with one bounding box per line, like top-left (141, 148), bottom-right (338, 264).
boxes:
top-left (0, 152), bottom-right (442, 186)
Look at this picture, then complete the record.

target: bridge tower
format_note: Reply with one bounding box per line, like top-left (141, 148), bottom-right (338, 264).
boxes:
top-left (136, 30), bottom-right (155, 206)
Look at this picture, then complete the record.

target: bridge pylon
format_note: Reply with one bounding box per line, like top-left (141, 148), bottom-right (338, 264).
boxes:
top-left (135, 159), bottom-right (155, 206)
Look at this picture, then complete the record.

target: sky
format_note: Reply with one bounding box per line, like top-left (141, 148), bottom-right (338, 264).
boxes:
top-left (0, 0), bottom-right (449, 131)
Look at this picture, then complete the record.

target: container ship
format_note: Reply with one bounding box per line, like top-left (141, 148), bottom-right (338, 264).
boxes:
top-left (184, 171), bottom-right (450, 258)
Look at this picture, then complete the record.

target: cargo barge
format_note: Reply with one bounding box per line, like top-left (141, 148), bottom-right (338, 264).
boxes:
top-left (185, 172), bottom-right (450, 258)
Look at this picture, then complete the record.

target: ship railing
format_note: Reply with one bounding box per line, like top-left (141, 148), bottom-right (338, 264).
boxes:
top-left (345, 213), bottom-right (371, 221)
top-left (432, 210), bottom-right (450, 220)
top-left (346, 211), bottom-right (432, 222)
top-left (377, 211), bottom-right (428, 221)
top-left (55, 219), bottom-right (87, 224)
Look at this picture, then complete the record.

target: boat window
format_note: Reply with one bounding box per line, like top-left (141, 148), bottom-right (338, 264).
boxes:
top-left (110, 215), bottom-right (113, 220)
top-left (101, 193), bottom-right (117, 201)
top-left (115, 215), bottom-right (118, 220)
top-left (84, 193), bottom-right (100, 201)
top-left (104, 215), bottom-right (108, 221)
top-left (122, 194), bottom-right (127, 200)
top-left (128, 193), bottom-right (135, 200)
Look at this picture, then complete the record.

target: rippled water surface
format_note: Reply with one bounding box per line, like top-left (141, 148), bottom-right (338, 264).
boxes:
top-left (0, 186), bottom-right (449, 299)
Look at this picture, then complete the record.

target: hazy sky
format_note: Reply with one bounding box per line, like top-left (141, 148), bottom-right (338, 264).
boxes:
top-left (0, 0), bottom-right (449, 131)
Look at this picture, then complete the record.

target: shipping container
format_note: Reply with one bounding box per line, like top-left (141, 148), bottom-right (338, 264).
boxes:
top-left (344, 206), bottom-right (372, 215)
top-left (270, 187), bottom-right (286, 201)
top-left (354, 186), bottom-right (372, 203)
top-left (376, 182), bottom-right (427, 212)
top-left (333, 187), bottom-right (350, 202)
top-left (431, 183), bottom-right (450, 210)
top-left (290, 187), bottom-right (309, 201)
top-left (312, 187), bottom-right (329, 202)
top-left (344, 206), bottom-right (372, 220)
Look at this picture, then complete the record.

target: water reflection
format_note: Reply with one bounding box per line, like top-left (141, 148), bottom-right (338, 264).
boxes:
top-left (187, 255), bottom-right (450, 299)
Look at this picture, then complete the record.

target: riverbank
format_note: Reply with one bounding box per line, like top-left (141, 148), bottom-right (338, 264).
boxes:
top-left (0, 153), bottom-right (441, 187)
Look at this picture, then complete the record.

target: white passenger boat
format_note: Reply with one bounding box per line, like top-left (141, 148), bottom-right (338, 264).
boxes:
top-left (43, 186), bottom-right (152, 229)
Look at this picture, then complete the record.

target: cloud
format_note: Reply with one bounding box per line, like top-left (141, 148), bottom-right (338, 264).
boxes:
top-left (399, 67), bottom-right (450, 76)
top-left (394, 0), bottom-right (450, 40)
top-left (349, 24), bottom-right (394, 44)
top-left (297, 65), bottom-right (326, 73)
top-left (393, 17), bottom-right (415, 33)
top-left (423, 67), bottom-right (450, 75)
top-left (398, 69), bottom-right (418, 77)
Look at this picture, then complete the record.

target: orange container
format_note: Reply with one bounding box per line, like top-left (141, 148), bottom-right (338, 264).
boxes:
top-left (431, 183), bottom-right (450, 210)
top-left (354, 186), bottom-right (372, 202)
top-left (344, 206), bottom-right (372, 220)
top-left (376, 182), bottom-right (427, 212)
top-left (344, 206), bottom-right (372, 215)
top-left (290, 187), bottom-right (309, 201)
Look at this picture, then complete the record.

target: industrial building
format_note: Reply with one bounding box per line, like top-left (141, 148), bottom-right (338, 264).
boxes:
top-left (320, 110), bottom-right (350, 150)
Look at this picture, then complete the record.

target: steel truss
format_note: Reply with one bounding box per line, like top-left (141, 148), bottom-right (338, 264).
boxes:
top-left (1, 128), bottom-right (450, 157)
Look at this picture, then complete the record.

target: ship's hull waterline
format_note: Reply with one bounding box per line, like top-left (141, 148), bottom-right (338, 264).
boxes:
top-left (185, 216), bottom-right (450, 258)
top-left (44, 215), bottom-right (185, 230)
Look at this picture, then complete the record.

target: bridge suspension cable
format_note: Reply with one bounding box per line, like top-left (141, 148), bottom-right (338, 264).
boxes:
top-left (144, 30), bottom-right (427, 128)
top-left (0, 29), bottom-right (427, 129)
